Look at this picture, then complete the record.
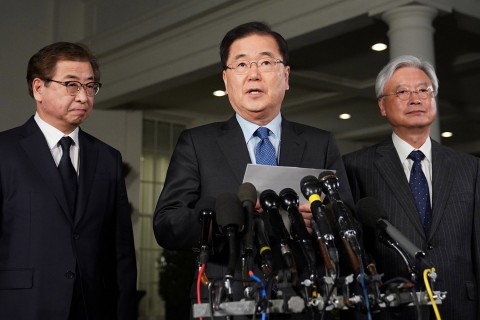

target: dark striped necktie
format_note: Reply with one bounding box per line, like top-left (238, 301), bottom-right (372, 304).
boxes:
top-left (408, 150), bottom-right (432, 236)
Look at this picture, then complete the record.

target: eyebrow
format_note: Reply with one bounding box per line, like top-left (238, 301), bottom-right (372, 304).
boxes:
top-left (61, 74), bottom-right (95, 82)
top-left (395, 82), bottom-right (431, 89)
top-left (231, 51), bottom-right (276, 61)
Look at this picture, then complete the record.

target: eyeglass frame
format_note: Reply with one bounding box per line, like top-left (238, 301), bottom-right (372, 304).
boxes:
top-left (43, 78), bottom-right (102, 96)
top-left (379, 87), bottom-right (436, 101)
top-left (224, 58), bottom-right (286, 74)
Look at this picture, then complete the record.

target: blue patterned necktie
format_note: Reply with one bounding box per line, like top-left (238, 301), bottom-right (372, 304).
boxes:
top-left (58, 136), bottom-right (78, 213)
top-left (408, 150), bottom-right (432, 236)
top-left (254, 127), bottom-right (277, 166)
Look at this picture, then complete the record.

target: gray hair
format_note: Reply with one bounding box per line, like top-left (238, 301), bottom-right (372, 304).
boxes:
top-left (375, 55), bottom-right (439, 98)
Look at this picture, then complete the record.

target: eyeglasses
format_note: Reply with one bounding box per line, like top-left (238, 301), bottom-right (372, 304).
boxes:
top-left (44, 79), bottom-right (102, 96)
top-left (225, 58), bottom-right (285, 74)
top-left (381, 87), bottom-right (435, 101)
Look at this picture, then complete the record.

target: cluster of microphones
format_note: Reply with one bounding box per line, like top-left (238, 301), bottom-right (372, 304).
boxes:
top-left (193, 171), bottom-right (445, 319)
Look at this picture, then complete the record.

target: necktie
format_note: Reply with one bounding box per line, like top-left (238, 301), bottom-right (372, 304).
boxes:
top-left (58, 137), bottom-right (78, 213)
top-left (408, 150), bottom-right (432, 236)
top-left (254, 127), bottom-right (277, 166)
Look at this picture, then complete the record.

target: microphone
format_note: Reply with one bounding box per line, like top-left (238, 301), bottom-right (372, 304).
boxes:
top-left (259, 189), bottom-right (296, 271)
top-left (356, 197), bottom-right (434, 273)
top-left (197, 196), bottom-right (216, 265)
top-left (237, 182), bottom-right (257, 288)
top-left (215, 192), bottom-right (244, 297)
top-left (279, 188), bottom-right (317, 280)
top-left (318, 171), bottom-right (362, 271)
top-left (300, 175), bottom-right (339, 277)
top-left (237, 182), bottom-right (257, 257)
top-left (253, 213), bottom-right (273, 276)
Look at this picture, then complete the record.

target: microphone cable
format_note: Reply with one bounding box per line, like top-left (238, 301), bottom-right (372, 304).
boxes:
top-left (197, 263), bottom-right (206, 320)
top-left (423, 268), bottom-right (441, 320)
top-left (249, 271), bottom-right (267, 320)
top-left (358, 265), bottom-right (373, 320)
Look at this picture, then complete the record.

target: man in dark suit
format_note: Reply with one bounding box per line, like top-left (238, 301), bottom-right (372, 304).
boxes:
top-left (0, 42), bottom-right (137, 319)
top-left (343, 55), bottom-right (480, 319)
top-left (153, 22), bottom-right (355, 318)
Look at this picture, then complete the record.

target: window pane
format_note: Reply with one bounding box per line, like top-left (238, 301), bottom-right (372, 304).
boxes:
top-left (140, 153), bottom-right (154, 181)
top-left (139, 119), bottom-right (186, 318)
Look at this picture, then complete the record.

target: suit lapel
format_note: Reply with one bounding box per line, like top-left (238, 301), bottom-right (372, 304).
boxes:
top-left (429, 141), bottom-right (453, 239)
top-left (19, 118), bottom-right (73, 223)
top-left (216, 116), bottom-right (251, 185)
top-left (215, 116), bottom-right (307, 183)
top-left (75, 130), bottom-right (99, 224)
top-left (278, 119), bottom-right (306, 167)
top-left (375, 140), bottom-right (425, 236)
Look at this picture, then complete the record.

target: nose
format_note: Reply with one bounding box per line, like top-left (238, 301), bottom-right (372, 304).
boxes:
top-left (409, 93), bottom-right (421, 104)
top-left (75, 86), bottom-right (89, 102)
top-left (247, 61), bottom-right (260, 79)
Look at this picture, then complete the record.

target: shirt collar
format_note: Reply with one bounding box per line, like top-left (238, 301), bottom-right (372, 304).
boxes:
top-left (34, 113), bottom-right (79, 150)
top-left (392, 132), bottom-right (432, 162)
top-left (236, 113), bottom-right (282, 143)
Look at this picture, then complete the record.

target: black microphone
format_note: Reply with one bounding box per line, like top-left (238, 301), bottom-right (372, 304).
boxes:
top-left (215, 192), bottom-right (244, 296)
top-left (197, 196), bottom-right (216, 265)
top-left (253, 213), bottom-right (273, 275)
top-left (237, 182), bottom-right (257, 256)
top-left (237, 182), bottom-right (257, 289)
top-left (318, 171), bottom-right (362, 271)
top-left (279, 188), bottom-right (317, 279)
top-left (300, 175), bottom-right (339, 277)
top-left (259, 189), bottom-right (296, 271)
top-left (317, 171), bottom-right (356, 235)
top-left (356, 197), bottom-right (434, 272)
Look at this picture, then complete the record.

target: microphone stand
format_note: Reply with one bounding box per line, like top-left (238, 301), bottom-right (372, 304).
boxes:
top-left (378, 231), bottom-right (417, 283)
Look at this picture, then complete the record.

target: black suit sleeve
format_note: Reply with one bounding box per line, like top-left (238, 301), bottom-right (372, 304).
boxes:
top-left (153, 130), bottom-right (204, 250)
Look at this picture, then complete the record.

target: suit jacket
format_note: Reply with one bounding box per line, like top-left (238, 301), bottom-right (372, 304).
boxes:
top-left (153, 115), bottom-right (355, 310)
top-left (343, 136), bottom-right (480, 320)
top-left (0, 117), bottom-right (137, 320)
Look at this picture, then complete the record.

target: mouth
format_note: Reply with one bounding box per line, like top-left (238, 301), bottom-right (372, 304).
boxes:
top-left (70, 108), bottom-right (88, 114)
top-left (246, 88), bottom-right (263, 95)
top-left (406, 109), bottom-right (426, 115)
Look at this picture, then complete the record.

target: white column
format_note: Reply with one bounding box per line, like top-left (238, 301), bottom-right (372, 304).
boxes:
top-left (382, 5), bottom-right (441, 142)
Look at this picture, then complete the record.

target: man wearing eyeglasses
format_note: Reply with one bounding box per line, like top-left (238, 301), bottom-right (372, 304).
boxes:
top-left (0, 42), bottom-right (137, 319)
top-left (154, 22), bottom-right (356, 319)
top-left (343, 55), bottom-right (480, 319)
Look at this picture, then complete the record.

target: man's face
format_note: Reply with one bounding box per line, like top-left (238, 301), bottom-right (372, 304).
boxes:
top-left (222, 34), bottom-right (290, 125)
top-left (378, 67), bottom-right (437, 133)
top-left (32, 60), bottom-right (95, 134)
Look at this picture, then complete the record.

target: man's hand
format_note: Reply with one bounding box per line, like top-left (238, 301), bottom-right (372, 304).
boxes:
top-left (298, 203), bottom-right (313, 234)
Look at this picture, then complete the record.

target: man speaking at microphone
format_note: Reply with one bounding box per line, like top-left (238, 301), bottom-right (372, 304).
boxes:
top-left (153, 21), bottom-right (354, 318)
top-left (343, 55), bottom-right (480, 319)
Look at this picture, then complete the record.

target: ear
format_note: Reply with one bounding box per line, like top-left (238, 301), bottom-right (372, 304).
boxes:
top-left (222, 70), bottom-right (228, 94)
top-left (378, 98), bottom-right (387, 117)
top-left (284, 65), bottom-right (290, 91)
top-left (32, 78), bottom-right (44, 101)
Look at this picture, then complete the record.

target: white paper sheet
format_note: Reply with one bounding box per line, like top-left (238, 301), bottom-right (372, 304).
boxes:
top-left (242, 164), bottom-right (333, 204)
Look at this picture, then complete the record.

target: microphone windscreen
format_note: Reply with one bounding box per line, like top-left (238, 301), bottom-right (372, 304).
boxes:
top-left (355, 197), bottom-right (384, 228)
top-left (237, 182), bottom-right (257, 205)
top-left (318, 170), bottom-right (336, 181)
top-left (300, 175), bottom-right (320, 199)
top-left (278, 188), bottom-right (299, 210)
top-left (215, 192), bottom-right (244, 230)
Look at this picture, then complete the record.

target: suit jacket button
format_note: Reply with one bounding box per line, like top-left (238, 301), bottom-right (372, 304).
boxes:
top-left (73, 233), bottom-right (80, 240)
top-left (65, 271), bottom-right (75, 279)
top-left (427, 243), bottom-right (434, 250)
